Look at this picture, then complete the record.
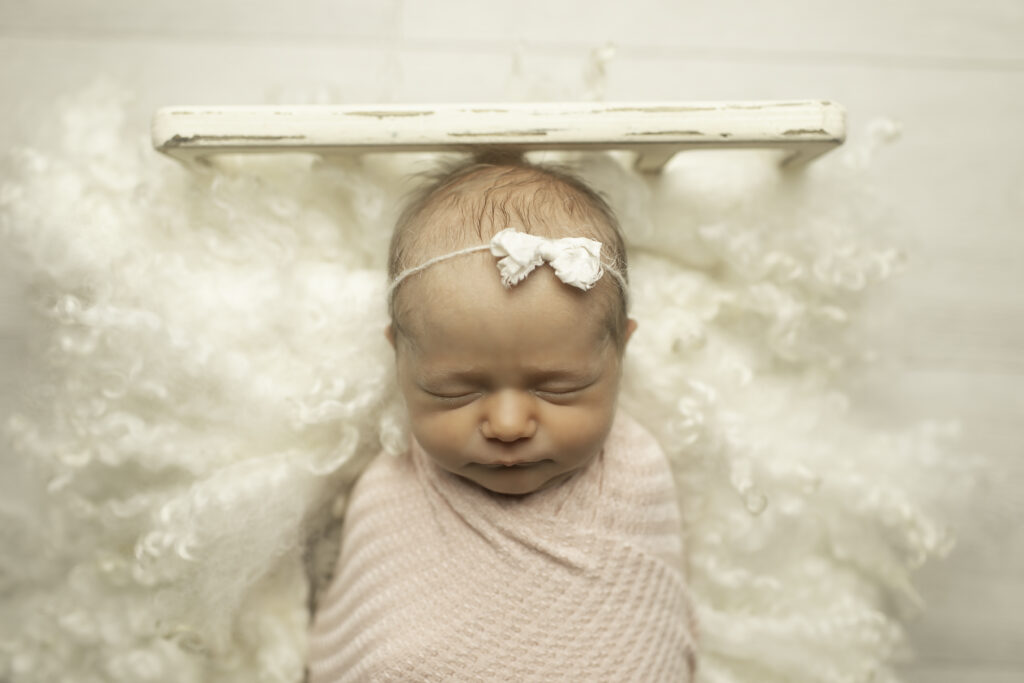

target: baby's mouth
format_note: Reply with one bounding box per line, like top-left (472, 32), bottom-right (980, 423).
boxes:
top-left (480, 458), bottom-right (549, 470)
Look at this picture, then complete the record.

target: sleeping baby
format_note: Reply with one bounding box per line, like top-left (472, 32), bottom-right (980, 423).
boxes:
top-left (308, 154), bottom-right (697, 681)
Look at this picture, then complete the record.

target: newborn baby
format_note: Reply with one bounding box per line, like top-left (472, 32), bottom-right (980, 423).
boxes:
top-left (308, 155), bottom-right (697, 681)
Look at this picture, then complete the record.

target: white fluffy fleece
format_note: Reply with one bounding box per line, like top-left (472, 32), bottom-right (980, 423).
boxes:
top-left (0, 84), bottom-right (974, 683)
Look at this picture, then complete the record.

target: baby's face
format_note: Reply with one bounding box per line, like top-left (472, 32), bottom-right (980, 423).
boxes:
top-left (388, 256), bottom-right (634, 496)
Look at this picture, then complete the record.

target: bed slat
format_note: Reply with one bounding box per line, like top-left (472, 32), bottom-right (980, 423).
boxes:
top-left (152, 100), bottom-right (845, 170)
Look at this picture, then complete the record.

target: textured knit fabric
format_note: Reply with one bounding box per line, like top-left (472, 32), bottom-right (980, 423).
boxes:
top-left (308, 412), bottom-right (697, 682)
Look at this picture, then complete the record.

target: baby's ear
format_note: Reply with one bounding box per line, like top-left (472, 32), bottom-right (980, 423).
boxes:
top-left (384, 324), bottom-right (396, 349)
top-left (624, 318), bottom-right (638, 345)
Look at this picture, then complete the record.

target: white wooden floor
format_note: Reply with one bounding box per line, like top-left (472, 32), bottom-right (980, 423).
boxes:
top-left (1, 1), bottom-right (1022, 680)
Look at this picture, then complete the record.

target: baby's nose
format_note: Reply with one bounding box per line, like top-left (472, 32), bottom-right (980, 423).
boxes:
top-left (480, 390), bottom-right (537, 442)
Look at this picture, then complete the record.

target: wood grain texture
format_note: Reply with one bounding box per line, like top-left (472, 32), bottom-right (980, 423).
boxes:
top-left (150, 101), bottom-right (845, 168)
top-left (903, 666), bottom-right (1024, 683)
top-left (400, 0), bottom-right (1024, 64)
top-left (0, 0), bottom-right (401, 40)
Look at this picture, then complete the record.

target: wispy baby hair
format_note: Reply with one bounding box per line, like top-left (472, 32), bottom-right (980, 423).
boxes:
top-left (387, 150), bottom-right (631, 347)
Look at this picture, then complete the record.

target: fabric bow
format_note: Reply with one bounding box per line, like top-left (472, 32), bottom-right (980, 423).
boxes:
top-left (489, 228), bottom-right (605, 290)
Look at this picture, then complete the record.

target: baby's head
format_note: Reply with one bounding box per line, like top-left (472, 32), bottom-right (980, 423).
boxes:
top-left (385, 154), bottom-right (636, 495)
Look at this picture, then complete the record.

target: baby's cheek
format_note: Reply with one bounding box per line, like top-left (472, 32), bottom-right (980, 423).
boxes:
top-left (412, 411), bottom-right (471, 455)
top-left (546, 403), bottom-right (614, 449)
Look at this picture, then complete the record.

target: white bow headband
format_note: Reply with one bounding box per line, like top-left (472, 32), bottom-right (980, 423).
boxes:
top-left (387, 228), bottom-right (627, 302)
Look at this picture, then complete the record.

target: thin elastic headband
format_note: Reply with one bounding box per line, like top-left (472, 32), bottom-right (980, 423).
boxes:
top-left (386, 228), bottom-right (628, 305)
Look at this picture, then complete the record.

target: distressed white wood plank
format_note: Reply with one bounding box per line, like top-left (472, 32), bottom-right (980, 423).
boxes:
top-left (847, 368), bottom-right (1024, 446)
top-left (3, 1), bottom-right (1022, 67)
top-left (845, 368), bottom-right (1024, 674)
top-left (0, 36), bottom-right (410, 154)
top-left (0, 0), bottom-right (401, 41)
top-left (845, 368), bottom-right (1024, 583)
top-left (904, 568), bottom-right (1024, 667)
top-left (856, 244), bottom-right (1024, 375)
top-left (603, 43), bottom-right (1024, 109)
top-left (869, 297), bottom-right (1024, 374)
top-left (901, 664), bottom-right (1024, 683)
top-left (150, 101), bottom-right (845, 169)
top-left (401, 0), bottom-right (1024, 64)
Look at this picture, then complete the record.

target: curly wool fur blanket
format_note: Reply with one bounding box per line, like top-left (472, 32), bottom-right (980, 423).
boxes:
top-left (0, 85), bottom-right (973, 683)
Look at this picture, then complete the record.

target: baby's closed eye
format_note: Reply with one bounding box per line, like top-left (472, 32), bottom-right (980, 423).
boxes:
top-left (418, 386), bottom-right (481, 404)
top-left (415, 384), bottom-right (592, 408)
top-left (531, 379), bottom-right (599, 402)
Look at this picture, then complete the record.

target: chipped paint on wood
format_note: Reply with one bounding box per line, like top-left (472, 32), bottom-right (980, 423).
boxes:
top-left (726, 102), bottom-right (808, 110)
top-left (151, 101), bottom-right (846, 170)
top-left (448, 129), bottom-right (554, 137)
top-left (606, 105), bottom-right (717, 113)
top-left (782, 128), bottom-right (829, 136)
top-left (164, 134), bottom-right (307, 147)
top-left (626, 130), bottom-right (705, 137)
top-left (346, 110), bottom-right (435, 118)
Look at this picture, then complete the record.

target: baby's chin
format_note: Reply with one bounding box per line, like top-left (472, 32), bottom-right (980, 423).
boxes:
top-left (461, 466), bottom-right (576, 497)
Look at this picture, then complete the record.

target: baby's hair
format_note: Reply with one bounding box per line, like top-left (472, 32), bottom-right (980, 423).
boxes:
top-left (387, 151), bottom-right (631, 348)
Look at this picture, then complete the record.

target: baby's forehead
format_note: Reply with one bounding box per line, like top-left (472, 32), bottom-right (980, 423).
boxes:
top-left (397, 258), bottom-right (613, 351)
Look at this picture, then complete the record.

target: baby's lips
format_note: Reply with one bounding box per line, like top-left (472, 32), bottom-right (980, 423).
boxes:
top-left (480, 458), bottom-right (549, 469)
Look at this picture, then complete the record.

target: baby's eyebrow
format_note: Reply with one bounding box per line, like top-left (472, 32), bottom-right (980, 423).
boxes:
top-left (416, 369), bottom-right (485, 385)
top-left (522, 367), bottom-right (598, 382)
top-left (418, 366), bottom-right (598, 385)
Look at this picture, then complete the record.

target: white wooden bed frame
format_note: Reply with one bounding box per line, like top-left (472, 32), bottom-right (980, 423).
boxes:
top-left (152, 100), bottom-right (845, 171)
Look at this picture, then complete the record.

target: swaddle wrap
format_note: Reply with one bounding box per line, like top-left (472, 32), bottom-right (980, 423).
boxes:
top-left (308, 411), bottom-right (697, 682)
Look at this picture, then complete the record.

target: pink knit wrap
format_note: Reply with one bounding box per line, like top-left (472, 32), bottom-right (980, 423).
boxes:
top-left (308, 412), bottom-right (697, 682)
